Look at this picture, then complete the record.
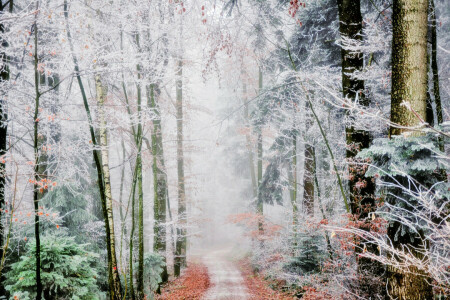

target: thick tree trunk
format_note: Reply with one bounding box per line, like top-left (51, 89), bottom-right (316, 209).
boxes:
top-left (96, 75), bottom-right (122, 299)
top-left (175, 60), bottom-right (187, 277)
top-left (388, 0), bottom-right (432, 298)
top-left (389, 0), bottom-right (428, 137)
top-left (149, 84), bottom-right (169, 285)
top-left (337, 0), bottom-right (382, 295)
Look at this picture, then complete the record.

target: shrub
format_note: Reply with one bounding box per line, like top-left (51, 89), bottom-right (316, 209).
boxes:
top-left (5, 233), bottom-right (102, 300)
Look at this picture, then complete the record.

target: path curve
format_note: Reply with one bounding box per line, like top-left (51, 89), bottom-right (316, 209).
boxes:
top-left (202, 249), bottom-right (249, 300)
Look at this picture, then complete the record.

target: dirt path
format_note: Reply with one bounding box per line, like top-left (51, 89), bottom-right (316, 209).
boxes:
top-left (201, 248), bottom-right (249, 300)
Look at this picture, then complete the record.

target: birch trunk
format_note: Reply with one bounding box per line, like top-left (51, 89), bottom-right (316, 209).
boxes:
top-left (96, 75), bottom-right (122, 299)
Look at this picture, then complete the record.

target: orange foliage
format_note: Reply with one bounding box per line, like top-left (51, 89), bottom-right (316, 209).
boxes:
top-left (238, 259), bottom-right (297, 300)
top-left (157, 264), bottom-right (210, 300)
top-left (228, 213), bottom-right (283, 241)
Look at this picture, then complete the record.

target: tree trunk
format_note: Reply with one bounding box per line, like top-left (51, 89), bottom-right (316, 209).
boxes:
top-left (290, 131), bottom-right (298, 253)
top-left (129, 165), bottom-right (137, 300)
top-left (303, 144), bottom-right (315, 216)
top-left (127, 153), bottom-right (139, 300)
top-left (64, 3), bottom-right (123, 297)
top-left (337, 0), bottom-right (382, 295)
top-left (175, 60), bottom-right (187, 277)
top-left (149, 84), bottom-right (169, 285)
top-left (389, 0), bottom-right (428, 137)
top-left (32, 15), bottom-right (42, 300)
top-left (96, 75), bottom-right (123, 299)
top-left (122, 77), bottom-right (137, 300)
top-left (256, 69), bottom-right (263, 236)
top-left (134, 34), bottom-right (145, 298)
top-left (388, 0), bottom-right (432, 298)
top-left (0, 0), bottom-right (12, 296)
top-left (242, 82), bottom-right (257, 198)
top-left (429, 0), bottom-right (442, 126)
top-left (429, 0), bottom-right (445, 155)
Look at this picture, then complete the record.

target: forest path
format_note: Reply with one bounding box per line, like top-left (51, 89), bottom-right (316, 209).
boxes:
top-left (201, 248), bottom-right (250, 300)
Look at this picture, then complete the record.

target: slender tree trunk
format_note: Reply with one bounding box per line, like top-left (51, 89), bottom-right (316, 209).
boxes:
top-left (131, 33), bottom-right (145, 298)
top-left (303, 102), bottom-right (314, 217)
top-left (129, 166), bottom-right (137, 300)
top-left (122, 76), bottom-right (137, 300)
top-left (429, 0), bottom-right (442, 126)
top-left (388, 0), bottom-right (432, 298)
top-left (290, 131), bottom-right (298, 253)
top-left (96, 75), bottom-right (123, 299)
top-left (0, 1), bottom-right (12, 296)
top-left (242, 82), bottom-right (257, 198)
top-left (174, 59), bottom-right (187, 277)
top-left (137, 151), bottom-right (144, 294)
top-left (312, 150), bottom-right (334, 260)
top-left (32, 15), bottom-right (43, 300)
top-left (303, 144), bottom-right (315, 216)
top-left (256, 69), bottom-right (263, 236)
top-left (64, 2), bottom-right (122, 297)
top-left (127, 152), bottom-right (140, 300)
top-left (149, 84), bottom-right (169, 286)
top-left (429, 0), bottom-right (445, 155)
top-left (118, 140), bottom-right (126, 269)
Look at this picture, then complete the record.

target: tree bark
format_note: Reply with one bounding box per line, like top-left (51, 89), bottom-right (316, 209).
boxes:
top-left (129, 165), bottom-right (137, 300)
top-left (388, 0), bottom-right (432, 298)
top-left (290, 130), bottom-right (298, 253)
top-left (96, 75), bottom-right (123, 299)
top-left (389, 0), bottom-right (428, 137)
top-left (337, 0), bottom-right (382, 295)
top-left (256, 69), bottom-right (263, 236)
top-left (149, 84), bottom-right (169, 285)
top-left (0, 0), bottom-right (12, 296)
top-left (429, 0), bottom-right (442, 126)
top-left (32, 14), bottom-right (42, 300)
top-left (175, 59), bottom-right (187, 277)
top-left (303, 144), bottom-right (315, 216)
top-left (134, 33), bottom-right (145, 298)
top-left (122, 77), bottom-right (137, 300)
top-left (242, 82), bottom-right (257, 198)
top-left (64, 2), bottom-right (123, 297)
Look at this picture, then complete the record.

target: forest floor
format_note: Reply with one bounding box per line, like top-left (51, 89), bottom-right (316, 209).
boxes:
top-left (157, 263), bottom-right (211, 299)
top-left (158, 247), bottom-right (297, 300)
top-left (202, 248), bottom-right (250, 299)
